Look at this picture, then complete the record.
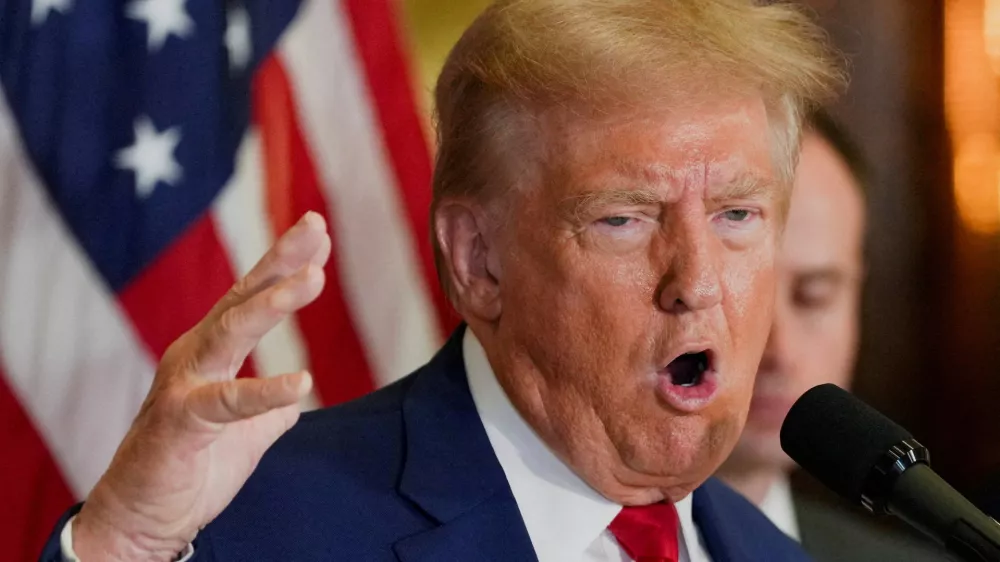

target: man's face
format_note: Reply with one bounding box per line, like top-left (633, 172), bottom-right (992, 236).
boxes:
top-left (726, 132), bottom-right (865, 471)
top-left (482, 96), bottom-right (784, 503)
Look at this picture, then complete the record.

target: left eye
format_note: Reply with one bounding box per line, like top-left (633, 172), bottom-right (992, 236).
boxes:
top-left (722, 209), bottom-right (753, 222)
top-left (600, 216), bottom-right (632, 227)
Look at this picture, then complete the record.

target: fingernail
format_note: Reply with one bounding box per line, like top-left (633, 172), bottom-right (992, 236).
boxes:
top-left (303, 264), bottom-right (322, 285)
top-left (298, 372), bottom-right (314, 396)
top-left (301, 211), bottom-right (324, 231)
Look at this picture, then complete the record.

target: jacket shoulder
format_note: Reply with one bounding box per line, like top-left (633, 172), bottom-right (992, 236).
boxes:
top-left (696, 478), bottom-right (813, 561)
top-left (253, 371), bottom-right (416, 476)
top-left (199, 373), bottom-right (432, 561)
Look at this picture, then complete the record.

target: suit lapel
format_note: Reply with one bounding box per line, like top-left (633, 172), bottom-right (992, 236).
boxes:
top-left (393, 493), bottom-right (536, 562)
top-left (393, 326), bottom-right (537, 562)
top-left (692, 479), bottom-right (751, 562)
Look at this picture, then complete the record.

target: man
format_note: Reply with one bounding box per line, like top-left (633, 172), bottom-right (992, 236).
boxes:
top-left (715, 113), bottom-right (949, 561)
top-left (41, 1), bottom-right (842, 560)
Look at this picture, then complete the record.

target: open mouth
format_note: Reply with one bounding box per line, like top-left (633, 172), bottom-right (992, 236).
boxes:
top-left (655, 349), bottom-right (718, 412)
top-left (665, 350), bottom-right (713, 387)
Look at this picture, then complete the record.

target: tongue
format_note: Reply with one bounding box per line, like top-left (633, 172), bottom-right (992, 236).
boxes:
top-left (668, 353), bottom-right (707, 387)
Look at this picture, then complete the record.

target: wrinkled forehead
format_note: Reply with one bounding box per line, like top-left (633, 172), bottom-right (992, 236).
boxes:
top-left (529, 96), bottom-right (785, 200)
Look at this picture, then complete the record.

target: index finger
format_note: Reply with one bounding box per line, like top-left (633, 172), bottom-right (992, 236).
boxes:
top-left (194, 262), bottom-right (326, 380)
top-left (208, 211), bottom-right (331, 322)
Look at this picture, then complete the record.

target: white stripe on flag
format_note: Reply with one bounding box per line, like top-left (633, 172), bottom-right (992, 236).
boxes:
top-left (0, 90), bottom-right (155, 498)
top-left (213, 130), bottom-right (319, 410)
top-left (278, 0), bottom-right (440, 386)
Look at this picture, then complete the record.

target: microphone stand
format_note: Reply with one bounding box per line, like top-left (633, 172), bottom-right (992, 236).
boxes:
top-left (862, 440), bottom-right (1000, 562)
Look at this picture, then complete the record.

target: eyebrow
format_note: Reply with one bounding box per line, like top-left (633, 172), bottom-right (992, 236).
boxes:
top-left (558, 189), bottom-right (663, 222)
top-left (559, 172), bottom-right (778, 222)
top-left (710, 173), bottom-right (778, 202)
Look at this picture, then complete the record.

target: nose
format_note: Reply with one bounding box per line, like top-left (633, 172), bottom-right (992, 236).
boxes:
top-left (656, 220), bottom-right (723, 314)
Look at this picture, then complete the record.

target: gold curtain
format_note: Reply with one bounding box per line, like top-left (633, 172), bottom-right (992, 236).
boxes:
top-left (400, 0), bottom-right (491, 120)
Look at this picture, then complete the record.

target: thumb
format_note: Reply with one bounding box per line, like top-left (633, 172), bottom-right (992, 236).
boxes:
top-left (185, 372), bottom-right (313, 425)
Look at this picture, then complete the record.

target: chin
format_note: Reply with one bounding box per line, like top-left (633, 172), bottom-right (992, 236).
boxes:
top-left (619, 413), bottom-right (738, 493)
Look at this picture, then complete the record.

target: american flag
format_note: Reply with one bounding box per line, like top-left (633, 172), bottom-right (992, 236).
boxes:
top-left (0, 0), bottom-right (453, 559)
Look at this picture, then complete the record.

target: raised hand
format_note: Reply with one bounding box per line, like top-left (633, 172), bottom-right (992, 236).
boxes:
top-left (72, 212), bottom-right (331, 562)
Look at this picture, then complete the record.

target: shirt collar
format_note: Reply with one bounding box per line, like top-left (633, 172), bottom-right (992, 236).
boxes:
top-left (760, 475), bottom-right (801, 541)
top-left (463, 329), bottom-right (698, 561)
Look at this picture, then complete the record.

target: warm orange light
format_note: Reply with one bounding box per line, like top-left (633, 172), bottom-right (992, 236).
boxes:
top-left (945, 0), bottom-right (1000, 235)
top-left (987, 0), bottom-right (1000, 73)
top-left (953, 134), bottom-right (1000, 234)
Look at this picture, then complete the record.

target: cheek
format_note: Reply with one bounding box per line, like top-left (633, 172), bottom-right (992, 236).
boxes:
top-left (508, 216), bottom-right (658, 317)
top-left (544, 260), bottom-right (661, 370)
top-left (722, 249), bottom-right (777, 354)
top-left (717, 251), bottom-right (777, 420)
top-left (500, 226), bottom-right (661, 371)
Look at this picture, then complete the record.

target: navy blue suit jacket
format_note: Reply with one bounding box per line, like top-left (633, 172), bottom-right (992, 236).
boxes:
top-left (42, 327), bottom-right (810, 561)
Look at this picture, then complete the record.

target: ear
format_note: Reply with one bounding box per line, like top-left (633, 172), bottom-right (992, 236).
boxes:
top-left (434, 201), bottom-right (503, 322)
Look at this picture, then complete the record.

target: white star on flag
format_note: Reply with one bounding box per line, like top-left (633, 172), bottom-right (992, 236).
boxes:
top-left (31, 0), bottom-right (73, 25)
top-left (114, 117), bottom-right (183, 199)
top-left (226, 7), bottom-right (252, 73)
top-left (126, 0), bottom-right (194, 52)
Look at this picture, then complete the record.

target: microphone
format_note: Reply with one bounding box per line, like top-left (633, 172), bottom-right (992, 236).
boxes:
top-left (780, 384), bottom-right (1000, 562)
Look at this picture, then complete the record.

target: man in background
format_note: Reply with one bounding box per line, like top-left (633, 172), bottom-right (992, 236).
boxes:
top-left (716, 112), bottom-right (949, 561)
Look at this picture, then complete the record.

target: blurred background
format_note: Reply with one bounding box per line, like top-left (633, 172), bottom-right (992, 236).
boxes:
top-left (0, 0), bottom-right (997, 560)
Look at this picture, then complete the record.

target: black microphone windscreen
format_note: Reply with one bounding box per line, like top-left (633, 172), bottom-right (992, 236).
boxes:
top-left (780, 384), bottom-right (913, 504)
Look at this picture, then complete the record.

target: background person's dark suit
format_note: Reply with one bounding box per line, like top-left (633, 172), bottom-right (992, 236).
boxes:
top-left (790, 471), bottom-right (954, 561)
top-left (976, 475), bottom-right (1000, 520)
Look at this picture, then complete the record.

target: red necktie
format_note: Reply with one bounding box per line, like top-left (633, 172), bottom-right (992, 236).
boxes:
top-left (608, 503), bottom-right (681, 562)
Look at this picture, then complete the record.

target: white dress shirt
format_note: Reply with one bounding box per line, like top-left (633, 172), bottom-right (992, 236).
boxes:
top-left (758, 475), bottom-right (801, 542)
top-left (463, 330), bottom-right (713, 562)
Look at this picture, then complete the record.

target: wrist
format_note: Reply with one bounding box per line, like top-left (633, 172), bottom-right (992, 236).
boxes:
top-left (73, 502), bottom-right (190, 562)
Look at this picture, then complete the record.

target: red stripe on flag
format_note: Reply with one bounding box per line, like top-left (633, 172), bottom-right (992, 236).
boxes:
top-left (340, 0), bottom-right (458, 335)
top-left (0, 362), bottom-right (76, 562)
top-left (118, 215), bottom-right (257, 379)
top-left (252, 56), bottom-right (375, 404)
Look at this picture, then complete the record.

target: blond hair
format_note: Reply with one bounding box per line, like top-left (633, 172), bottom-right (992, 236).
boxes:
top-left (431, 0), bottom-right (845, 293)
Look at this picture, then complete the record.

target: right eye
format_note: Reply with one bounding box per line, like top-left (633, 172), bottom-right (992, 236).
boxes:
top-left (599, 216), bottom-right (633, 227)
